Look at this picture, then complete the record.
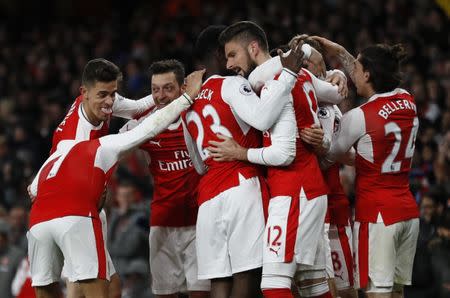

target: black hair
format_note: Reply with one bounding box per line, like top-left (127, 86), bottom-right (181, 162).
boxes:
top-left (81, 58), bottom-right (122, 86)
top-left (359, 44), bottom-right (407, 93)
top-left (149, 59), bottom-right (185, 86)
top-left (219, 21), bottom-right (269, 52)
top-left (194, 25), bottom-right (227, 64)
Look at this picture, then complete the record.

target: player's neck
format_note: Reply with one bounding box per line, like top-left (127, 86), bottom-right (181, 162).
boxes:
top-left (364, 87), bottom-right (376, 99)
top-left (81, 101), bottom-right (102, 126)
top-left (255, 52), bottom-right (272, 66)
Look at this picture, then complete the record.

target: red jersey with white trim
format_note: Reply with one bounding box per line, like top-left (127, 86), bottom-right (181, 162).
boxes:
top-left (323, 164), bottom-right (350, 225)
top-left (31, 93), bottom-right (191, 228)
top-left (30, 140), bottom-right (115, 227)
top-left (184, 76), bottom-right (263, 205)
top-left (266, 69), bottom-right (328, 199)
top-left (123, 110), bottom-right (199, 227)
top-left (51, 96), bottom-right (109, 154)
top-left (51, 93), bottom-right (155, 154)
top-left (354, 90), bottom-right (419, 224)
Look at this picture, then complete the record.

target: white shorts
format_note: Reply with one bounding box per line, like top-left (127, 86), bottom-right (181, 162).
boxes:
top-left (149, 226), bottom-right (210, 295)
top-left (28, 216), bottom-right (109, 286)
top-left (196, 175), bottom-right (265, 279)
top-left (61, 210), bottom-right (115, 280)
top-left (353, 218), bottom-right (419, 290)
top-left (262, 191), bottom-right (328, 276)
top-left (325, 223), bottom-right (354, 289)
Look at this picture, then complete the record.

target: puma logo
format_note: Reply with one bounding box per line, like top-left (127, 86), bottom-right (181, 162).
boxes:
top-left (269, 246), bottom-right (281, 256)
top-left (334, 272), bottom-right (344, 281)
top-left (149, 140), bottom-right (162, 147)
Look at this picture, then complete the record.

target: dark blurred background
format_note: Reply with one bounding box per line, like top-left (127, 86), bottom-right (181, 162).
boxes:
top-left (0, 0), bottom-right (448, 297)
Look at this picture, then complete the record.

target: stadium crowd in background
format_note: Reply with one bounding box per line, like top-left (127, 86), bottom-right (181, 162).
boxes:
top-left (0, 0), bottom-right (448, 297)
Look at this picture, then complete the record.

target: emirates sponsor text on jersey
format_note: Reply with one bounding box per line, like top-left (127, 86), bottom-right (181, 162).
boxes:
top-left (157, 150), bottom-right (193, 171)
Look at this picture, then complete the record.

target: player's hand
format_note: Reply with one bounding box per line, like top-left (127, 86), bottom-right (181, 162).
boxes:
top-left (300, 124), bottom-right (324, 148)
top-left (326, 72), bottom-right (348, 98)
top-left (27, 185), bottom-right (36, 203)
top-left (185, 69), bottom-right (206, 100)
top-left (207, 134), bottom-right (247, 162)
top-left (279, 43), bottom-right (304, 74)
top-left (309, 36), bottom-right (344, 57)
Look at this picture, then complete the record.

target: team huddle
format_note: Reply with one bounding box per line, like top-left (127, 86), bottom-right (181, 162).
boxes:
top-left (27, 21), bottom-right (420, 298)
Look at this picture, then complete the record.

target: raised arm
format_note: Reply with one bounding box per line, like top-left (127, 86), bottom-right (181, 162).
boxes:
top-left (112, 93), bottom-right (155, 119)
top-left (311, 36), bottom-right (357, 83)
top-left (222, 70), bottom-right (297, 131)
top-left (305, 68), bottom-right (345, 104)
top-left (97, 70), bottom-right (204, 170)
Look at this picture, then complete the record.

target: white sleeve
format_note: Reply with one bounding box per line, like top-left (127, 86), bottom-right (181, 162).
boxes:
top-left (306, 69), bottom-right (345, 104)
top-left (97, 94), bottom-right (192, 172)
top-left (247, 101), bottom-right (297, 166)
top-left (248, 56), bottom-right (283, 92)
top-left (222, 70), bottom-right (297, 131)
top-left (182, 119), bottom-right (207, 175)
top-left (30, 168), bottom-right (41, 197)
top-left (324, 107), bottom-right (365, 165)
top-left (318, 104), bottom-right (336, 152)
top-left (112, 93), bottom-right (155, 119)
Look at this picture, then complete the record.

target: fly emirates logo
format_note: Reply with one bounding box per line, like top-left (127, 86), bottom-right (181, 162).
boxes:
top-left (158, 150), bottom-right (193, 172)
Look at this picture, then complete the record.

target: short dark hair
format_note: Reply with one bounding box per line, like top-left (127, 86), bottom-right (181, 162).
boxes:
top-left (219, 21), bottom-right (269, 52)
top-left (194, 25), bottom-right (226, 64)
top-left (359, 44), bottom-right (407, 93)
top-left (82, 58), bottom-right (122, 86)
top-left (149, 59), bottom-right (185, 86)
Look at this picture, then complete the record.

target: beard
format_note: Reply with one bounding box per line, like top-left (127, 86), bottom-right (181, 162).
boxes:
top-left (242, 52), bottom-right (258, 78)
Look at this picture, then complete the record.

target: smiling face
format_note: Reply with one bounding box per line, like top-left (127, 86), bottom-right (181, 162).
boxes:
top-left (224, 40), bottom-right (257, 78)
top-left (151, 72), bottom-right (184, 109)
top-left (80, 80), bottom-right (118, 126)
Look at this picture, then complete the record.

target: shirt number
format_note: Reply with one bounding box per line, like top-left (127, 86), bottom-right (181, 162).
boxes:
top-left (381, 117), bottom-right (419, 173)
top-left (186, 104), bottom-right (232, 160)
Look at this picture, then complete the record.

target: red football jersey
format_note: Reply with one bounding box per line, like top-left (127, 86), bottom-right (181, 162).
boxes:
top-left (323, 164), bottom-right (350, 225)
top-left (126, 110), bottom-right (200, 227)
top-left (30, 140), bottom-right (115, 227)
top-left (51, 96), bottom-right (109, 154)
top-left (184, 76), bottom-right (263, 205)
top-left (354, 90), bottom-right (419, 224)
top-left (266, 69), bottom-right (328, 199)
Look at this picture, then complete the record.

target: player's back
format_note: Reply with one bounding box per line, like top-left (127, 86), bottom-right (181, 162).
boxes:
top-left (51, 96), bottom-right (109, 154)
top-left (185, 75), bottom-right (262, 205)
top-left (355, 88), bottom-right (419, 224)
top-left (30, 140), bottom-right (112, 227)
top-left (267, 69), bottom-right (327, 199)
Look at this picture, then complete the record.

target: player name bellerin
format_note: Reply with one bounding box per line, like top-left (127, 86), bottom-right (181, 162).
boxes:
top-left (378, 99), bottom-right (417, 120)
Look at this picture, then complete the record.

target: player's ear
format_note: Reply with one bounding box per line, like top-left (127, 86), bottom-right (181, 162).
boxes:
top-left (248, 41), bottom-right (258, 58)
top-left (80, 85), bottom-right (88, 100)
top-left (180, 83), bottom-right (187, 92)
top-left (363, 70), bottom-right (370, 83)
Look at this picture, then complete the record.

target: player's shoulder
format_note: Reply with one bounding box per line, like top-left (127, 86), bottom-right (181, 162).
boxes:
top-left (298, 68), bottom-right (314, 82)
top-left (222, 75), bottom-right (254, 96)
